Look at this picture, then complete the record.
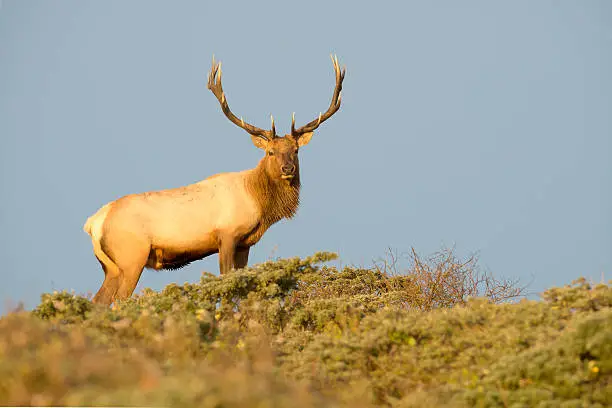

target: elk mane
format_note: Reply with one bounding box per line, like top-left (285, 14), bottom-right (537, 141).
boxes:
top-left (245, 161), bottom-right (301, 232)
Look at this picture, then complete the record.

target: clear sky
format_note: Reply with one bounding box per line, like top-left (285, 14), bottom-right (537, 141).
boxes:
top-left (1, 1), bottom-right (610, 312)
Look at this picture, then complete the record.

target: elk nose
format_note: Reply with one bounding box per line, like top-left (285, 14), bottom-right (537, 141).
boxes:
top-left (281, 164), bottom-right (296, 175)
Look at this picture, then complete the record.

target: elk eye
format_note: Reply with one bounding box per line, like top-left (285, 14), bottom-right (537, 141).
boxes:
top-left (268, 150), bottom-right (274, 156)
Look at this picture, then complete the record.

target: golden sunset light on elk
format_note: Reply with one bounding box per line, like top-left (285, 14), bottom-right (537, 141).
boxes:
top-left (84, 55), bottom-right (346, 305)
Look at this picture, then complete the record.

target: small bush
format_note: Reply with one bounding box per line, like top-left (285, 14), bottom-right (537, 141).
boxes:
top-left (33, 290), bottom-right (93, 321)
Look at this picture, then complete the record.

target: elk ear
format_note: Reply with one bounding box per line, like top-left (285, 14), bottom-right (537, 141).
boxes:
top-left (296, 132), bottom-right (314, 147)
top-left (250, 135), bottom-right (268, 150)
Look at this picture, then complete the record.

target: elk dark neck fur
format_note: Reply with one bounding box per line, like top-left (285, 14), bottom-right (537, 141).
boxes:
top-left (246, 159), bottom-right (301, 229)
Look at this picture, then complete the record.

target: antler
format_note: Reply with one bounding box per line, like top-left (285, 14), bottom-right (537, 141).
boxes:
top-left (291, 54), bottom-right (346, 137)
top-left (207, 56), bottom-right (276, 140)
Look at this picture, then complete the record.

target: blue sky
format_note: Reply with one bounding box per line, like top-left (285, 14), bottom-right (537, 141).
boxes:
top-left (1, 1), bottom-right (610, 311)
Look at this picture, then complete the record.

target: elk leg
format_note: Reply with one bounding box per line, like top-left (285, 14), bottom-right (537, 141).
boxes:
top-left (218, 236), bottom-right (238, 275)
top-left (93, 263), bottom-right (121, 306)
top-left (115, 249), bottom-right (149, 301)
top-left (91, 238), bottom-right (121, 306)
top-left (101, 232), bottom-right (150, 302)
top-left (234, 247), bottom-right (250, 269)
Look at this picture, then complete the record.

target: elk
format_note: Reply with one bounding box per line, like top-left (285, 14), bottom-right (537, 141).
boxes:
top-left (83, 55), bottom-right (346, 305)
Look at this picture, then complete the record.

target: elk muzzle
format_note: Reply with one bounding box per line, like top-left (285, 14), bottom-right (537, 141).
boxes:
top-left (281, 164), bottom-right (296, 179)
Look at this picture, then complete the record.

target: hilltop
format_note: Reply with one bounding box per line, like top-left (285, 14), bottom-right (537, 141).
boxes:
top-left (1, 250), bottom-right (610, 407)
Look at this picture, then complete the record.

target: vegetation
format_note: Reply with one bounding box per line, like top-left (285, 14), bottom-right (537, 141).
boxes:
top-left (1, 249), bottom-right (610, 407)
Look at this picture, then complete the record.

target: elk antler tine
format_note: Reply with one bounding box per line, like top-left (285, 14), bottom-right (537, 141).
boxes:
top-left (291, 112), bottom-right (296, 133)
top-left (316, 112), bottom-right (322, 126)
top-left (240, 117), bottom-right (245, 127)
top-left (270, 114), bottom-right (276, 136)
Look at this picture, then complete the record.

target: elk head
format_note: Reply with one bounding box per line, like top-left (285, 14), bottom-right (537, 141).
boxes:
top-left (207, 55), bottom-right (346, 185)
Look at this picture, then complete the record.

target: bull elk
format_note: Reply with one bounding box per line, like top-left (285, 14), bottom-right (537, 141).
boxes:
top-left (83, 55), bottom-right (346, 305)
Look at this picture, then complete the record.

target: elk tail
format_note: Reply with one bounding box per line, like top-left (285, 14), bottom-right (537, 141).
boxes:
top-left (83, 202), bottom-right (112, 236)
top-left (83, 215), bottom-right (94, 235)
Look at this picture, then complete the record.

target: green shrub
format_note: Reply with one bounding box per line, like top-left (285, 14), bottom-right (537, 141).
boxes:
top-left (1, 249), bottom-right (610, 407)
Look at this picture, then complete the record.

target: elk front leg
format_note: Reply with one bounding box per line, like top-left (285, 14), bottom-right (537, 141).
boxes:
top-left (218, 236), bottom-right (238, 275)
top-left (234, 247), bottom-right (250, 269)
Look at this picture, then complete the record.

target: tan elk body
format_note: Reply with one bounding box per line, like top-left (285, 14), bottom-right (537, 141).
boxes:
top-left (84, 56), bottom-right (345, 305)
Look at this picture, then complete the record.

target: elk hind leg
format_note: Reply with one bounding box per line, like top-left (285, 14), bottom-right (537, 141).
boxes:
top-left (114, 243), bottom-right (150, 301)
top-left (91, 239), bottom-right (121, 306)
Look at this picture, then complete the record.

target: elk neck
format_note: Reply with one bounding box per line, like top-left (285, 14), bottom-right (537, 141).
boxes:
top-left (245, 159), bottom-right (301, 228)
